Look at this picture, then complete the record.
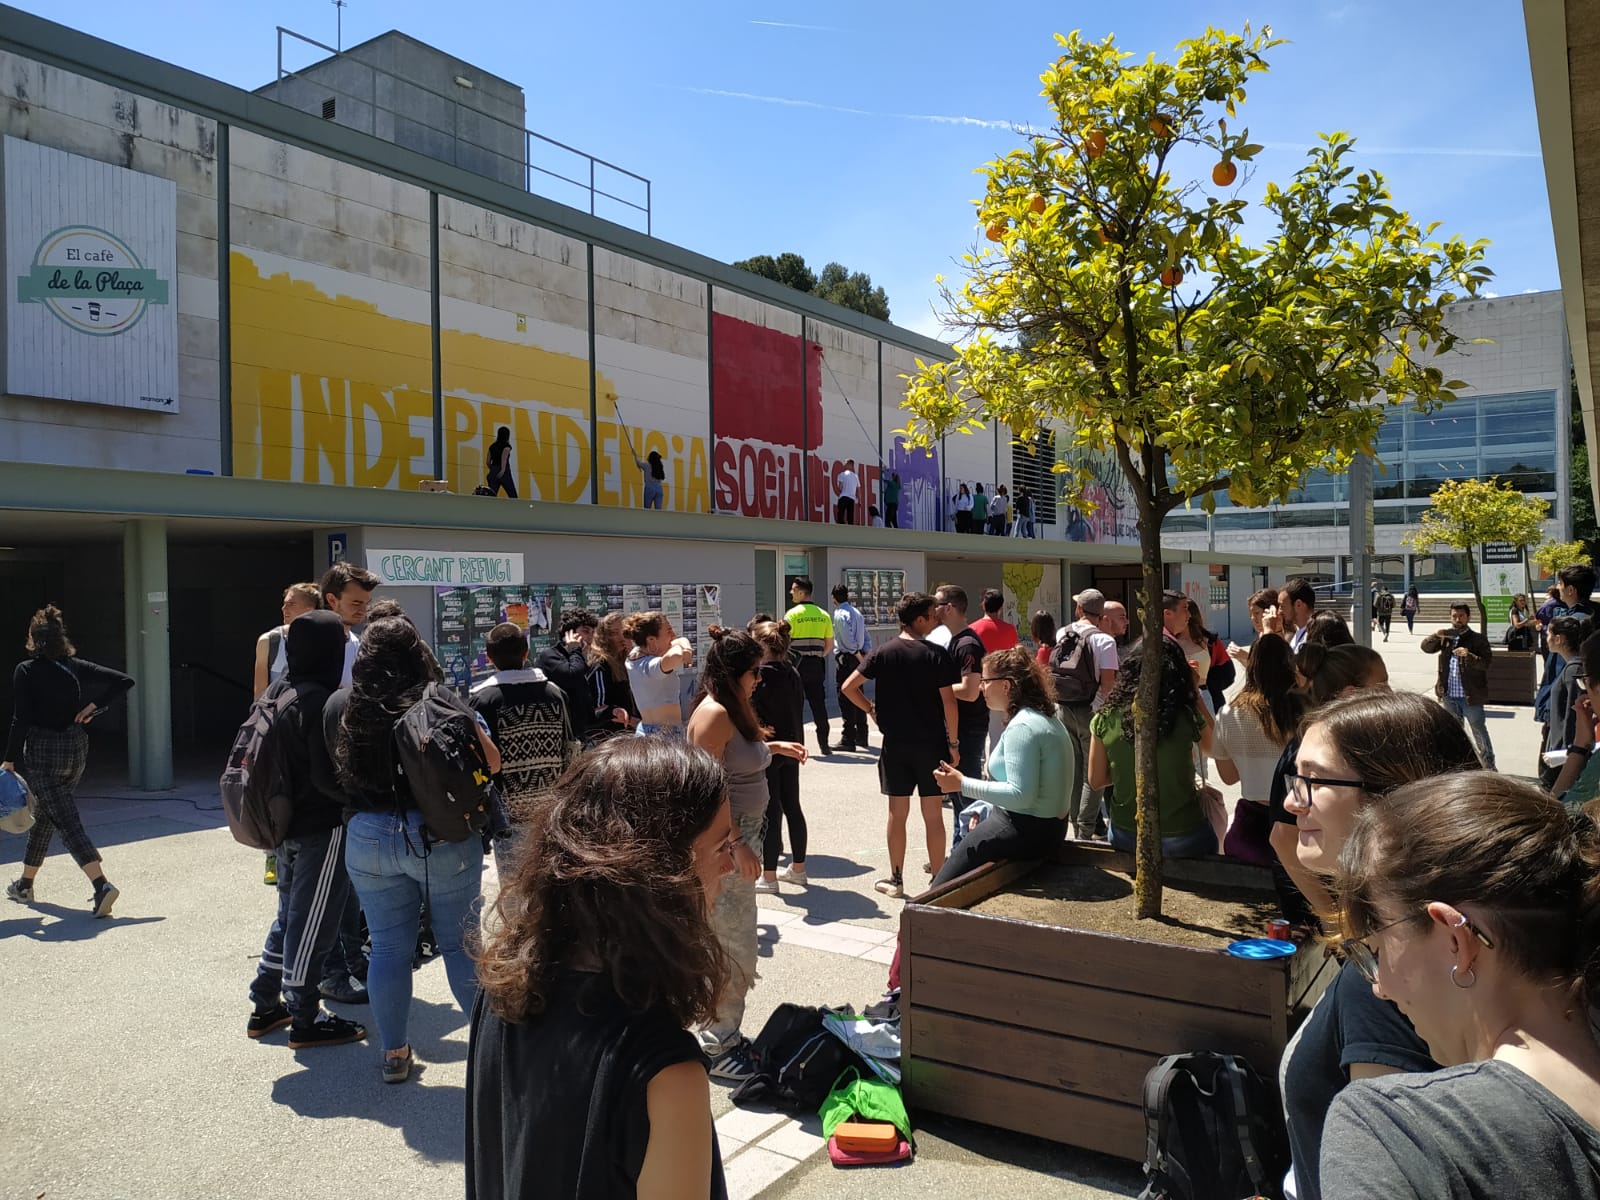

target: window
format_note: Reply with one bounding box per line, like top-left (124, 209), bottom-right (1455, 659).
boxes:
top-left (1408, 404), bottom-right (1478, 451)
top-left (1011, 430), bottom-right (1058, 526)
top-left (1213, 511), bottom-right (1270, 530)
top-left (1287, 470), bottom-right (1346, 505)
top-left (1412, 552), bottom-right (1473, 593)
top-left (1164, 512), bottom-right (1208, 533)
top-left (1275, 507), bottom-right (1339, 529)
top-left (1480, 393), bottom-right (1556, 448)
top-left (1406, 458), bottom-right (1475, 500)
top-left (1480, 455), bottom-right (1556, 494)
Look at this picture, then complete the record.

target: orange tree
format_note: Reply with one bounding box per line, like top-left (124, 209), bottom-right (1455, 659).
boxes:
top-left (901, 26), bottom-right (1490, 916)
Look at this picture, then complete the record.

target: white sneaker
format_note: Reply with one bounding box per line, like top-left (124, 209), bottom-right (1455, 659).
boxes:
top-left (776, 865), bottom-right (808, 887)
top-left (754, 877), bottom-right (780, 895)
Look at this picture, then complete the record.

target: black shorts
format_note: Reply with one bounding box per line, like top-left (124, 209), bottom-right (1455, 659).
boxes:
top-left (878, 739), bottom-right (943, 798)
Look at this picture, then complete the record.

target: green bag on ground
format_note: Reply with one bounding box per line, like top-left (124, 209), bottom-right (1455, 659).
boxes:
top-left (819, 1068), bottom-right (913, 1142)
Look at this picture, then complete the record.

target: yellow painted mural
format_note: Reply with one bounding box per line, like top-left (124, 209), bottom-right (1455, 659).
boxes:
top-left (229, 250), bottom-right (711, 509)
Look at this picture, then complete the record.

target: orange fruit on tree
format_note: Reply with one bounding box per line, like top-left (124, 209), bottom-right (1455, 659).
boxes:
top-left (1160, 266), bottom-right (1184, 287)
top-left (1148, 114), bottom-right (1174, 139)
top-left (1212, 160), bottom-right (1238, 187)
top-left (1029, 193), bottom-right (1048, 215)
top-left (1085, 129), bottom-right (1107, 158)
top-left (985, 222), bottom-right (1006, 242)
top-left (1098, 225), bottom-right (1118, 245)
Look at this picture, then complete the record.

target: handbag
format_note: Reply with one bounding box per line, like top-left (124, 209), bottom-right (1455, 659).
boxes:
top-left (0, 766), bottom-right (35, 835)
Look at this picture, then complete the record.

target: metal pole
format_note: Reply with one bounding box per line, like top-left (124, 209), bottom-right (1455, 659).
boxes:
top-left (589, 157), bottom-right (596, 218)
top-left (217, 122), bottom-right (232, 476)
top-left (1349, 453), bottom-right (1374, 647)
top-left (429, 192), bottom-right (443, 482)
top-left (646, 179), bottom-right (652, 236)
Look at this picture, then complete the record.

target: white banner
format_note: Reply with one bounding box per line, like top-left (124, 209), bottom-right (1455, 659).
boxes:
top-left (366, 549), bottom-right (524, 586)
top-left (5, 137), bottom-right (178, 411)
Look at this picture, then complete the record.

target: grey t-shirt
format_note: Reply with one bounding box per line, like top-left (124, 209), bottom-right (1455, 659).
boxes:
top-left (1321, 1059), bottom-right (1600, 1200)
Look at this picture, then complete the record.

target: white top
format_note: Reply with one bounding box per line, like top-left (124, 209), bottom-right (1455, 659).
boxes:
top-left (341, 629), bottom-right (360, 688)
top-left (267, 625), bottom-right (290, 686)
top-left (1175, 633), bottom-right (1210, 686)
top-left (1212, 702), bottom-right (1287, 801)
top-left (926, 625), bottom-right (952, 648)
top-left (954, 493), bottom-right (973, 512)
top-left (990, 493), bottom-right (1009, 516)
top-left (1059, 619), bottom-right (1119, 708)
top-left (836, 469), bottom-right (859, 500)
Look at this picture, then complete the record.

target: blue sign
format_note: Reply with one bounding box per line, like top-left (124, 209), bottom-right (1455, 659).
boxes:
top-left (328, 532), bottom-right (348, 566)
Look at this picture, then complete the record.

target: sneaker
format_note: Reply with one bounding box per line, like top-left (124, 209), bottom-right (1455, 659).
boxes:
top-left (247, 1003), bottom-right (293, 1039)
top-left (287, 1013), bottom-right (367, 1049)
top-left (90, 879), bottom-right (119, 918)
top-left (6, 878), bottom-right (34, 904)
top-left (382, 1046), bottom-right (413, 1084)
top-left (874, 874), bottom-right (905, 898)
top-left (776, 865), bottom-right (809, 887)
top-left (708, 1038), bottom-right (759, 1083)
top-left (263, 854), bottom-right (278, 886)
top-left (753, 877), bottom-right (779, 895)
top-left (320, 974), bottom-right (370, 1005)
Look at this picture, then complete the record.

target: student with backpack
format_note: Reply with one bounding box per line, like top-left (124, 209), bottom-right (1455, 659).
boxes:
top-left (1051, 590), bottom-right (1119, 840)
top-left (469, 623), bottom-right (577, 832)
top-left (325, 616), bottom-right (499, 1084)
top-left (244, 610), bottom-right (369, 1048)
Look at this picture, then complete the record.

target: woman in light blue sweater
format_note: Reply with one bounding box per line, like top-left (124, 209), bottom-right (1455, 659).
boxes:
top-left (931, 646), bottom-right (1074, 886)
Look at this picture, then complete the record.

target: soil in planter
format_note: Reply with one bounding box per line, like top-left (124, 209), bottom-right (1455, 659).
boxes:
top-left (971, 862), bottom-right (1282, 951)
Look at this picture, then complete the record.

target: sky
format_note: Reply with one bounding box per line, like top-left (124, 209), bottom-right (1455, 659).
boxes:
top-left (14, 0), bottom-right (1558, 341)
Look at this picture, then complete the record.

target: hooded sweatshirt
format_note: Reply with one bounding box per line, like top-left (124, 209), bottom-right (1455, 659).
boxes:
top-left (278, 610), bottom-right (349, 838)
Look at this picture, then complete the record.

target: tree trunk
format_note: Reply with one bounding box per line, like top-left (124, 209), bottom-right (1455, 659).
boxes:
top-left (1133, 497), bottom-right (1166, 919)
top-left (1466, 547), bottom-right (1487, 637)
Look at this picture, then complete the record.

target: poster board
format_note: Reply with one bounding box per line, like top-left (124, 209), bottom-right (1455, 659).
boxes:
top-left (841, 567), bottom-right (905, 627)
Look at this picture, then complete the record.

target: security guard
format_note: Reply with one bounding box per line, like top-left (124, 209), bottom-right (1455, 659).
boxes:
top-left (784, 576), bottom-right (834, 753)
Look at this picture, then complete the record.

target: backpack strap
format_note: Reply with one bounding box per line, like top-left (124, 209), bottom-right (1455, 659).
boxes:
top-left (1141, 1055), bottom-right (1185, 1178)
top-left (1223, 1055), bottom-right (1271, 1195)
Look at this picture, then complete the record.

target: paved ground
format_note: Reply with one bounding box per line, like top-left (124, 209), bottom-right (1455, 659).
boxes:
top-left (0, 623), bottom-right (1540, 1200)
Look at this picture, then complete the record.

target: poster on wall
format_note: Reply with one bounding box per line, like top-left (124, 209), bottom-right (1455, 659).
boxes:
top-left (1478, 543), bottom-right (1527, 626)
top-left (4, 137), bottom-right (179, 412)
top-left (841, 568), bottom-right (906, 627)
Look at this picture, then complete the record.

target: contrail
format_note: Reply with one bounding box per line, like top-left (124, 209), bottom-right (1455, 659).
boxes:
top-left (1264, 140), bottom-right (1541, 160)
top-left (749, 19), bottom-right (845, 32)
top-left (678, 86), bottom-right (1022, 130)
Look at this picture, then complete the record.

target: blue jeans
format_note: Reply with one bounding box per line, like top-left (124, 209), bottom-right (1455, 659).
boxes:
top-left (643, 479), bottom-right (663, 509)
top-left (1108, 821), bottom-right (1217, 859)
top-left (1443, 696), bottom-right (1496, 769)
top-left (953, 727), bottom-right (988, 851)
top-left (343, 811), bottom-right (484, 1053)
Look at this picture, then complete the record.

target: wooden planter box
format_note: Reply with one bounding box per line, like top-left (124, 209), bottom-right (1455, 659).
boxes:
top-left (1485, 650), bottom-right (1537, 707)
top-left (900, 843), bottom-right (1336, 1163)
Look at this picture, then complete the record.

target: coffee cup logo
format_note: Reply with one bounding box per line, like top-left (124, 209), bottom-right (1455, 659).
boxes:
top-left (15, 225), bottom-right (170, 336)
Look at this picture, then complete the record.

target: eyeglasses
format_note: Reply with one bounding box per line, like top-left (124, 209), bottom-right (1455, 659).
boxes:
top-left (1341, 911), bottom-right (1495, 985)
top-left (1282, 770), bottom-right (1367, 805)
top-left (979, 675), bottom-right (1009, 684)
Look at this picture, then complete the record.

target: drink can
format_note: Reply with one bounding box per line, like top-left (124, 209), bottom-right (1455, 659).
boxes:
top-left (1267, 919), bottom-right (1292, 942)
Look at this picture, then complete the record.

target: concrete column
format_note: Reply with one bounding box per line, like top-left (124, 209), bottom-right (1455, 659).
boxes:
top-left (122, 519), bottom-right (173, 791)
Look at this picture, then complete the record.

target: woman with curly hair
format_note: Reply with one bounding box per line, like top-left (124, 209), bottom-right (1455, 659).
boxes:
top-left (467, 736), bottom-right (734, 1200)
top-left (931, 646), bottom-right (1073, 885)
top-left (586, 612), bottom-right (638, 740)
top-left (749, 620), bottom-right (808, 894)
top-left (686, 627), bottom-right (806, 1082)
top-left (3, 604), bottom-right (134, 916)
top-left (327, 616), bottom-right (498, 1084)
top-left (1086, 636), bottom-right (1216, 858)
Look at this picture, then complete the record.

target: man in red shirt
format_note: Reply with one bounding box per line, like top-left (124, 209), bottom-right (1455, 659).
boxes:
top-left (967, 589), bottom-right (1019, 654)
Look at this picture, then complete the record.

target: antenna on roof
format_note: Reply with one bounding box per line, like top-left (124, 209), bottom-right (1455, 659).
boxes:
top-left (333, 0), bottom-right (347, 51)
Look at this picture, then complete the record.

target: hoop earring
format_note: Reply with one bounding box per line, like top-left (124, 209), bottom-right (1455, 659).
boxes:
top-left (1451, 965), bottom-right (1476, 989)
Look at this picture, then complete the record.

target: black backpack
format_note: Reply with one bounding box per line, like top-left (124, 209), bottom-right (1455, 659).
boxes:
top-left (1050, 627), bottom-right (1101, 705)
top-left (729, 1003), bottom-right (862, 1113)
top-left (392, 682), bottom-right (494, 843)
top-left (1138, 1052), bottom-right (1287, 1200)
top-left (219, 682), bottom-right (301, 851)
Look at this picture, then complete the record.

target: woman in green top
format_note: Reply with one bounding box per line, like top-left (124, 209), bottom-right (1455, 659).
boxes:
top-left (1087, 637), bottom-right (1217, 858)
top-left (931, 647), bottom-right (1073, 886)
top-left (971, 484), bottom-right (989, 529)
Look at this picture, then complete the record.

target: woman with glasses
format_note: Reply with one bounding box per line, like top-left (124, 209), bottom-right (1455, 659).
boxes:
top-left (1320, 773), bottom-right (1600, 1199)
top-left (1086, 637), bottom-right (1217, 859)
top-left (930, 647), bottom-right (1072, 886)
top-left (1278, 691), bottom-right (1480, 1200)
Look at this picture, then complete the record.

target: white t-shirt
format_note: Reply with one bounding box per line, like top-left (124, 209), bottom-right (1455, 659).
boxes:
top-left (1211, 702), bottom-right (1287, 801)
top-left (341, 629), bottom-right (360, 688)
top-left (927, 624), bottom-right (952, 648)
top-left (990, 493), bottom-right (1009, 517)
top-left (1059, 619), bottom-right (1118, 708)
top-left (265, 624), bottom-right (291, 686)
top-left (836, 469), bottom-right (859, 500)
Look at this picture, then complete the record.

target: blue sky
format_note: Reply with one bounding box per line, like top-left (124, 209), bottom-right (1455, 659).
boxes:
top-left (17, 0), bottom-right (1556, 340)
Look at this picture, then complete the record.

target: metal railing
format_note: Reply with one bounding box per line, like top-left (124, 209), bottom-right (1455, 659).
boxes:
top-left (272, 27), bottom-right (652, 233)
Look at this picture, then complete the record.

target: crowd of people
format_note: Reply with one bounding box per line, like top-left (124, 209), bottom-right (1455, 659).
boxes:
top-left (6, 557), bottom-right (1599, 1199)
top-left (948, 481), bottom-right (1039, 537)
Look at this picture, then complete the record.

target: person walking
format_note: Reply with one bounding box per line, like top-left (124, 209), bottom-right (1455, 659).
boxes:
top-left (623, 611), bottom-right (694, 738)
top-left (830, 584), bottom-right (870, 751)
top-left (326, 616), bottom-right (496, 1083)
top-left (1401, 585), bottom-right (1420, 634)
top-left (782, 577), bottom-right (834, 754)
top-left (834, 459), bottom-right (859, 525)
top-left (466, 738), bottom-right (733, 1200)
top-left (686, 628), bottom-right (806, 1081)
top-left (246, 610), bottom-right (368, 1049)
top-left (1422, 603), bottom-right (1496, 770)
top-left (751, 620), bottom-right (808, 894)
top-left (883, 472), bottom-right (901, 528)
top-left (841, 592), bottom-right (960, 897)
top-left (485, 426), bottom-right (516, 498)
top-left (636, 450), bottom-right (666, 510)
top-left (1375, 584), bottom-right (1395, 641)
top-left (3, 605), bottom-right (133, 917)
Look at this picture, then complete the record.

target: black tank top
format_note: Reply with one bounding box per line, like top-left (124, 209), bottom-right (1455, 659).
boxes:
top-left (466, 970), bottom-right (727, 1200)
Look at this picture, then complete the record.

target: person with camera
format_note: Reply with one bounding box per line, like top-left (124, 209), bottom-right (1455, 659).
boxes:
top-left (1421, 604), bottom-right (1496, 771)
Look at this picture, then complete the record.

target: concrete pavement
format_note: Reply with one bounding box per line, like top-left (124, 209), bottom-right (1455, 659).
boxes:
top-left (0, 625), bottom-right (1543, 1199)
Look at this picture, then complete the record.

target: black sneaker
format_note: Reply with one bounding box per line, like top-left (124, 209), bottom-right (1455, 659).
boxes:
top-left (320, 974), bottom-right (370, 1005)
top-left (707, 1038), bottom-right (759, 1083)
top-left (287, 1013), bottom-right (367, 1049)
top-left (247, 1004), bottom-right (293, 1039)
top-left (90, 879), bottom-right (119, 918)
top-left (6, 878), bottom-right (33, 904)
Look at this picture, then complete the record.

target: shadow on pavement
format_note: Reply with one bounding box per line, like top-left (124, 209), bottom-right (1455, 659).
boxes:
top-left (917, 1112), bottom-right (1144, 1194)
top-left (0, 904), bottom-right (166, 940)
top-left (272, 1064), bottom-right (467, 1164)
top-left (766, 885), bottom-right (884, 924)
top-left (791, 854), bottom-right (871, 881)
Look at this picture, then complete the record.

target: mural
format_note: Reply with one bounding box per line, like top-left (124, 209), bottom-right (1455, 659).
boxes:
top-left (1062, 444), bottom-right (1139, 545)
top-left (888, 437), bottom-right (942, 531)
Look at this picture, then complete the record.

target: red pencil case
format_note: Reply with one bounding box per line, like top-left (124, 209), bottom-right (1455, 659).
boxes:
top-left (827, 1132), bottom-right (912, 1167)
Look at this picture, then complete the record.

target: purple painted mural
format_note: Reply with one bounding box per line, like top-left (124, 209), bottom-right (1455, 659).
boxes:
top-left (889, 437), bottom-right (943, 531)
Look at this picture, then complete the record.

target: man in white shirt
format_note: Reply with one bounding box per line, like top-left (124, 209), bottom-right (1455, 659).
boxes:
top-left (1277, 578), bottom-right (1317, 651)
top-left (834, 459), bottom-right (860, 525)
top-left (1053, 589), bottom-right (1120, 840)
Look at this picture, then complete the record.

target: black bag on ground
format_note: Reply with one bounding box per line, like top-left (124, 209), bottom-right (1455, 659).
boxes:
top-left (730, 1003), bottom-right (863, 1113)
top-left (219, 682), bottom-right (301, 851)
top-left (1138, 1051), bottom-right (1287, 1200)
top-left (392, 682), bottom-right (494, 843)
